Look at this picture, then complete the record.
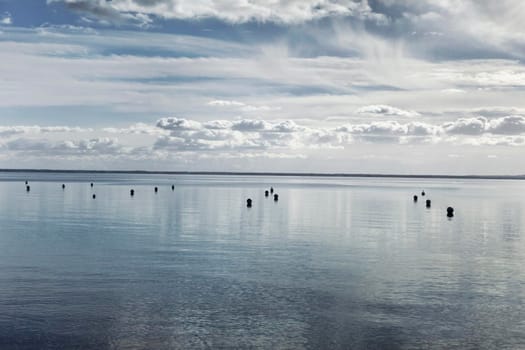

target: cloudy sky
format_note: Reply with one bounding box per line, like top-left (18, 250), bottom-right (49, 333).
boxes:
top-left (1, 0), bottom-right (525, 174)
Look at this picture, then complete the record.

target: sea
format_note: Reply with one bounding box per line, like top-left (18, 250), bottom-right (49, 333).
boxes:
top-left (0, 172), bottom-right (524, 349)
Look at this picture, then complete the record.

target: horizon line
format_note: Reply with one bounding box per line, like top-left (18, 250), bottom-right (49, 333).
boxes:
top-left (0, 168), bottom-right (524, 180)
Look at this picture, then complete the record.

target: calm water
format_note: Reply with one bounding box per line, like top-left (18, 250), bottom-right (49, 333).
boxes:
top-left (1, 172), bottom-right (525, 349)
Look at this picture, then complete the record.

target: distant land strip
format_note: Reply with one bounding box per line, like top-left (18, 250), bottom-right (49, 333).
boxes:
top-left (0, 169), bottom-right (524, 180)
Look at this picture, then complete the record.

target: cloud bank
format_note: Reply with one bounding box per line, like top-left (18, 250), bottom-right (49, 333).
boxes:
top-left (3, 115), bottom-right (525, 158)
top-left (1, 114), bottom-right (525, 172)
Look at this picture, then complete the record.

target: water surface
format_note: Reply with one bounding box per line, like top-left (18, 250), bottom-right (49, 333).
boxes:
top-left (0, 172), bottom-right (524, 349)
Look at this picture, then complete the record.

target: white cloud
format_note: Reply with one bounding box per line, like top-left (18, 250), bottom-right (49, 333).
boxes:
top-left (156, 117), bottom-right (203, 131)
top-left (442, 117), bottom-right (488, 135)
top-left (488, 115), bottom-right (525, 135)
top-left (335, 120), bottom-right (439, 144)
top-left (337, 121), bottom-right (438, 136)
top-left (0, 12), bottom-right (12, 25)
top-left (231, 119), bottom-right (270, 132)
top-left (270, 120), bottom-right (304, 133)
top-left (203, 120), bottom-right (233, 130)
top-left (49, 0), bottom-right (386, 24)
top-left (356, 105), bottom-right (420, 118)
top-left (155, 117), bottom-right (343, 151)
top-left (152, 115), bottom-right (525, 152)
top-left (442, 115), bottom-right (525, 135)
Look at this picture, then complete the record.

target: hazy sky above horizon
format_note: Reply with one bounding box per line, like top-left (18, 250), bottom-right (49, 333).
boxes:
top-left (1, 0), bottom-right (525, 174)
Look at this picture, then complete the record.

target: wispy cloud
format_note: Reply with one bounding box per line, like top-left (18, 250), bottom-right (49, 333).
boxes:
top-left (3, 26), bottom-right (525, 121)
top-left (0, 125), bottom-right (93, 138)
top-left (6, 137), bottom-right (124, 155)
top-left (47, 0), bottom-right (153, 27)
top-left (208, 100), bottom-right (281, 113)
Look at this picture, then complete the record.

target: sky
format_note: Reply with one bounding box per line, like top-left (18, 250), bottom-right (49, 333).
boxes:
top-left (1, 0), bottom-right (525, 174)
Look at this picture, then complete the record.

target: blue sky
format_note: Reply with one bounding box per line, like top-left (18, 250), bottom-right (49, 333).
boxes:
top-left (1, 0), bottom-right (525, 173)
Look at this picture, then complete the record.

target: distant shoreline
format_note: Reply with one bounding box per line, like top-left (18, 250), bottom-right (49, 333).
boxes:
top-left (0, 169), bottom-right (524, 180)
